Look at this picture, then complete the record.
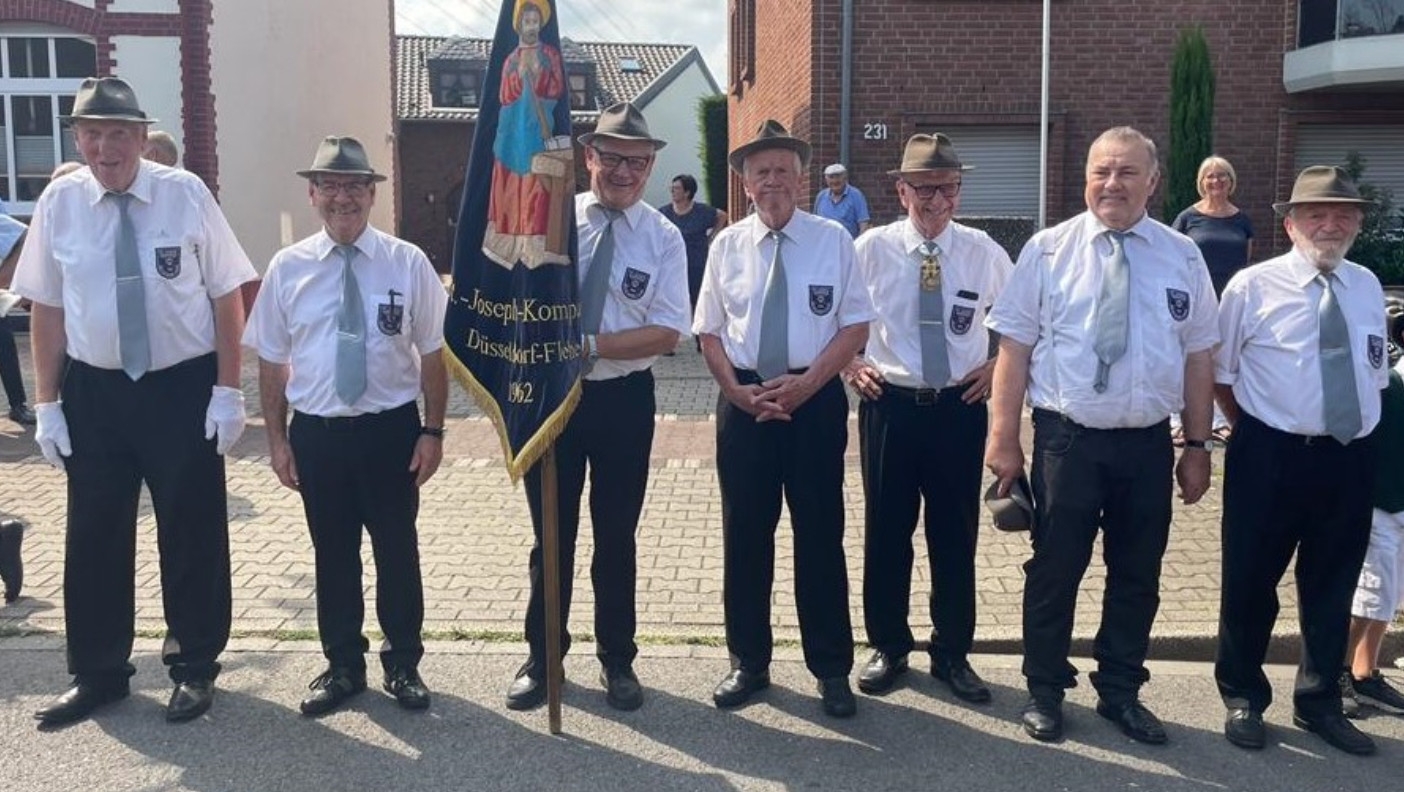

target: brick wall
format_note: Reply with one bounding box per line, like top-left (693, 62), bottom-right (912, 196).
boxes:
top-left (737, 0), bottom-right (1404, 260)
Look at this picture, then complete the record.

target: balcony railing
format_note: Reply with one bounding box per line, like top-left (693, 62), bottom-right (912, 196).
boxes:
top-left (1300, 0), bottom-right (1404, 49)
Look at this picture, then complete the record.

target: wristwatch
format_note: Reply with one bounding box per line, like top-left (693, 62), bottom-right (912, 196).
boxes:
top-left (585, 333), bottom-right (601, 362)
top-left (1183, 438), bottom-right (1219, 452)
top-left (420, 426), bottom-right (446, 439)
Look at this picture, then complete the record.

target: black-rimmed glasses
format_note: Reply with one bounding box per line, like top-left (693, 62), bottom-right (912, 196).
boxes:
top-left (591, 146), bottom-right (653, 172)
top-left (903, 180), bottom-right (961, 200)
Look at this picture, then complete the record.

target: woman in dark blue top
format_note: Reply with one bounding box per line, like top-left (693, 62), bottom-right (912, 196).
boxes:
top-left (659, 174), bottom-right (728, 317)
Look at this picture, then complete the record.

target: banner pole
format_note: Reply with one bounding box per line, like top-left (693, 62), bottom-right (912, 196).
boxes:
top-left (541, 444), bottom-right (564, 734)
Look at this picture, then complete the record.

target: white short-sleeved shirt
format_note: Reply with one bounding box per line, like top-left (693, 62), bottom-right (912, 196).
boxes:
top-left (855, 218), bottom-right (1013, 388)
top-left (242, 225), bottom-right (448, 418)
top-left (694, 210), bottom-right (875, 370)
top-left (13, 160), bottom-right (256, 370)
top-left (1214, 249), bottom-right (1387, 438)
top-left (576, 193), bottom-right (692, 381)
top-left (985, 211), bottom-right (1219, 429)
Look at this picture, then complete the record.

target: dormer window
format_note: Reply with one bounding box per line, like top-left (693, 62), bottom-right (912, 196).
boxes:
top-left (429, 61), bottom-right (482, 109)
top-left (619, 57), bottom-right (642, 73)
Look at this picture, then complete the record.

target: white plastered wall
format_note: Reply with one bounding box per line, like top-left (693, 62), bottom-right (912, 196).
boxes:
top-left (639, 63), bottom-right (720, 209)
top-left (108, 36), bottom-right (182, 156)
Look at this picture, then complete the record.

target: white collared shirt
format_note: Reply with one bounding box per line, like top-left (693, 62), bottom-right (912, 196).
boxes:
top-left (694, 210), bottom-right (875, 370)
top-left (14, 160), bottom-right (256, 370)
top-left (855, 218), bottom-right (1013, 388)
top-left (986, 211), bottom-right (1219, 429)
top-left (576, 192), bottom-right (691, 381)
top-left (242, 225), bottom-right (447, 417)
top-left (1214, 249), bottom-right (1387, 437)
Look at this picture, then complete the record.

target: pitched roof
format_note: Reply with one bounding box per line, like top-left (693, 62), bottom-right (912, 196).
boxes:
top-left (395, 34), bottom-right (715, 123)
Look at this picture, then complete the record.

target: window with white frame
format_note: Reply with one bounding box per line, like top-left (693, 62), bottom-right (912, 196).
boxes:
top-left (0, 32), bottom-right (95, 213)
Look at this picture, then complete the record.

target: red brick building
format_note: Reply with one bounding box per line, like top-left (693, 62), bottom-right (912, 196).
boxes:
top-left (727, 0), bottom-right (1404, 255)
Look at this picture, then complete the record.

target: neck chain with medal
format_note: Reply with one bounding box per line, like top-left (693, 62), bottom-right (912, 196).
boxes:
top-left (920, 242), bottom-right (941, 292)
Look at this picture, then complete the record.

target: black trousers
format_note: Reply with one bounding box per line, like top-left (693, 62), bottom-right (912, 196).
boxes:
top-left (0, 320), bottom-right (26, 409)
top-left (718, 371), bottom-right (853, 679)
top-left (290, 401), bottom-right (425, 674)
top-left (859, 386), bottom-right (985, 667)
top-left (1214, 412), bottom-right (1374, 717)
top-left (523, 369), bottom-right (655, 673)
top-left (62, 354), bottom-right (229, 685)
top-left (1022, 409), bottom-right (1173, 705)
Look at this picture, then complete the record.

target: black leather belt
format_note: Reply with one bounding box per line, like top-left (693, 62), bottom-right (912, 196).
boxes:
top-left (884, 383), bottom-right (962, 406)
top-left (295, 401), bottom-right (416, 431)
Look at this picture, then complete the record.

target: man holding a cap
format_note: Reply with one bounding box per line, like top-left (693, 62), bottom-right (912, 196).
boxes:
top-left (985, 127), bottom-right (1218, 744)
top-left (505, 102), bottom-right (689, 713)
top-left (17, 77), bottom-right (256, 726)
top-left (845, 134), bottom-right (1012, 702)
top-left (245, 136), bottom-right (447, 716)
top-left (815, 163), bottom-right (870, 238)
top-left (1213, 165), bottom-right (1385, 756)
top-left (695, 120), bottom-right (873, 717)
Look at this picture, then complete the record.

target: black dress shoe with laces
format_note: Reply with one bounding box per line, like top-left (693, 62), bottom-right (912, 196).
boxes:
top-left (506, 661), bottom-right (548, 711)
top-left (818, 676), bottom-right (857, 718)
top-left (0, 519), bottom-right (24, 603)
top-left (1021, 697), bottom-right (1064, 742)
top-left (34, 681), bottom-right (130, 726)
top-left (8, 404), bottom-right (35, 426)
top-left (933, 662), bottom-right (992, 703)
top-left (166, 679), bottom-right (214, 723)
top-left (600, 666), bottom-right (644, 711)
top-left (1293, 710), bottom-right (1377, 755)
top-left (384, 667), bottom-right (431, 710)
top-left (857, 651), bottom-right (908, 695)
top-left (712, 668), bottom-right (770, 709)
top-left (1224, 707), bottom-right (1266, 749)
top-left (299, 668), bottom-right (366, 716)
top-left (1096, 699), bottom-right (1167, 744)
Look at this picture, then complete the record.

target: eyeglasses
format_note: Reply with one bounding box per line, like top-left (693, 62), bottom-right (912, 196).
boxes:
top-left (314, 179), bottom-right (372, 197)
top-left (591, 146), bottom-right (653, 172)
top-left (903, 180), bottom-right (961, 200)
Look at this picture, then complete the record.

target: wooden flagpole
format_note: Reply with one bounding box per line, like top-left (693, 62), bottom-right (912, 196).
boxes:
top-left (540, 445), bottom-right (564, 733)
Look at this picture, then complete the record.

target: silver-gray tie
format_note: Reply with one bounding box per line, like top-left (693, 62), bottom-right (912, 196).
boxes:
top-left (110, 192), bottom-right (150, 380)
top-left (756, 230), bottom-right (789, 380)
top-left (334, 244), bottom-right (367, 406)
top-left (1093, 231), bottom-right (1131, 393)
top-left (918, 241), bottom-right (950, 388)
top-left (1318, 272), bottom-right (1362, 444)
top-left (580, 207), bottom-right (621, 335)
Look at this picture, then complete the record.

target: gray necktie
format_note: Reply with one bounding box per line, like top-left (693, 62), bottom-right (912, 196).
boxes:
top-left (334, 244), bottom-right (367, 405)
top-left (110, 192), bottom-right (150, 380)
top-left (1318, 272), bottom-right (1362, 444)
top-left (756, 230), bottom-right (789, 380)
top-left (918, 240), bottom-right (950, 388)
top-left (580, 207), bottom-right (621, 335)
top-left (1093, 231), bottom-right (1131, 393)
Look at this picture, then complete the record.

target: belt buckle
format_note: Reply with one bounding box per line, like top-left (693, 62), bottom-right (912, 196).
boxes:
top-left (914, 388), bottom-right (937, 406)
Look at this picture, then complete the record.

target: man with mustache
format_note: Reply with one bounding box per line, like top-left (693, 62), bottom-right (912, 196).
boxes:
top-left (1213, 165), bottom-right (1386, 756)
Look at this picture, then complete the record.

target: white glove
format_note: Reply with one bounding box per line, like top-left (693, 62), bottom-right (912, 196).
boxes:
top-left (34, 401), bottom-right (71, 470)
top-left (204, 386), bottom-right (247, 456)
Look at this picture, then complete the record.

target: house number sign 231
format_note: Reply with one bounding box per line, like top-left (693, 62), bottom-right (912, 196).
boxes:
top-left (862, 122), bottom-right (889, 141)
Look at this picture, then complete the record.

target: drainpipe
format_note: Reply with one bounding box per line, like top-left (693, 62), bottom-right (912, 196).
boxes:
top-left (839, 0), bottom-right (853, 167)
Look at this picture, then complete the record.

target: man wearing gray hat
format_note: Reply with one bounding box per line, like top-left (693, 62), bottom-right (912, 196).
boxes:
top-left (1213, 165), bottom-right (1385, 756)
top-left (244, 136), bottom-right (447, 717)
top-left (506, 102), bottom-right (689, 713)
top-left (844, 133), bottom-right (1012, 703)
top-left (16, 77), bottom-right (256, 727)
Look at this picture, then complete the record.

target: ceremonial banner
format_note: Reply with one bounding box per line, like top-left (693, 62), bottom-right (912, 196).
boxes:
top-left (446, 0), bottom-right (581, 480)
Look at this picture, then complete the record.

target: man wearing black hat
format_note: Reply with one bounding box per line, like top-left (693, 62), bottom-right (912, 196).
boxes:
top-left (694, 120), bottom-right (874, 718)
top-left (844, 134), bottom-right (1012, 702)
top-left (506, 102), bottom-right (690, 713)
top-left (15, 77), bottom-right (256, 726)
top-left (244, 136), bottom-right (447, 716)
top-left (985, 127), bottom-right (1218, 744)
top-left (1213, 165), bottom-right (1386, 756)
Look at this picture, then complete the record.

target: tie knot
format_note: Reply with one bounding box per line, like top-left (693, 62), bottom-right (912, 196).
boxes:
top-left (1107, 230), bottom-right (1130, 249)
top-left (769, 230), bottom-right (786, 244)
top-left (600, 207), bottom-right (623, 224)
top-left (336, 244), bottom-right (357, 263)
top-left (107, 191), bottom-right (133, 208)
top-left (920, 241), bottom-right (940, 258)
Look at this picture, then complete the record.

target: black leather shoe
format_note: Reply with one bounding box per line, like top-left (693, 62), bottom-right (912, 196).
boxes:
top-left (166, 679), bottom-right (214, 723)
top-left (857, 651), bottom-right (908, 695)
top-left (1224, 707), bottom-right (1266, 750)
top-left (1096, 699), bottom-right (1167, 744)
top-left (383, 667), bottom-right (431, 710)
top-left (0, 519), bottom-right (24, 603)
top-left (933, 662), bottom-right (992, 704)
top-left (506, 661), bottom-right (547, 711)
top-left (1021, 697), bottom-right (1064, 742)
top-left (1293, 711), bottom-right (1377, 755)
top-left (600, 666), bottom-right (643, 711)
top-left (299, 668), bottom-right (366, 717)
top-left (8, 404), bottom-right (35, 426)
top-left (712, 668), bottom-right (770, 709)
top-left (34, 681), bottom-right (130, 726)
top-left (818, 676), bottom-right (857, 718)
